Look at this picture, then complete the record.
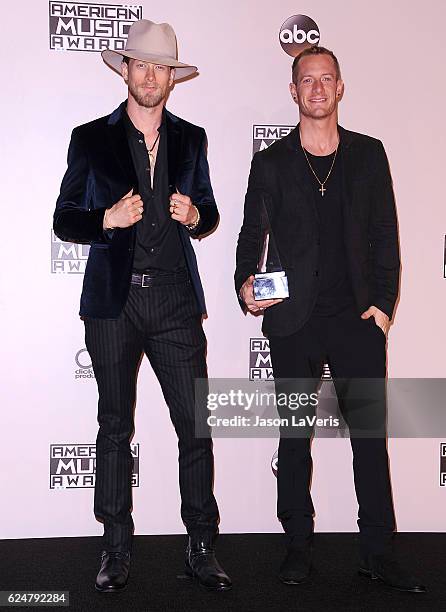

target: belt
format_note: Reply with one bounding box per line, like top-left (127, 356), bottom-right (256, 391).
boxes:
top-left (131, 268), bottom-right (189, 287)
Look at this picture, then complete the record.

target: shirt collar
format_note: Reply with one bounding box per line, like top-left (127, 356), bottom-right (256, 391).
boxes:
top-left (123, 104), bottom-right (166, 139)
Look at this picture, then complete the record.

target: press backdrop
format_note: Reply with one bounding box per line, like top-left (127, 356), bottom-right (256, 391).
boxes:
top-left (1, 0), bottom-right (445, 539)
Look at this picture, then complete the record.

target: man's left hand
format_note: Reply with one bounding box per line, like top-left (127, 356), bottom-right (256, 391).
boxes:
top-left (169, 192), bottom-right (198, 226)
top-left (361, 306), bottom-right (390, 335)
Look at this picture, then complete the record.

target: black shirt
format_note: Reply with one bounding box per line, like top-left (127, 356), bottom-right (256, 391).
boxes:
top-left (302, 147), bottom-right (354, 316)
top-left (123, 109), bottom-right (185, 271)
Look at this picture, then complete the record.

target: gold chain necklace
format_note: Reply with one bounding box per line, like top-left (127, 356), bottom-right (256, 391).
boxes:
top-left (302, 143), bottom-right (339, 197)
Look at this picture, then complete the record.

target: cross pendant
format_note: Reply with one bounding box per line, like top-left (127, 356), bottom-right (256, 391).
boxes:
top-left (319, 184), bottom-right (326, 196)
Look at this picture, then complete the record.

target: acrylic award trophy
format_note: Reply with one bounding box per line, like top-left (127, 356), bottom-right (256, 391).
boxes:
top-left (253, 192), bottom-right (289, 301)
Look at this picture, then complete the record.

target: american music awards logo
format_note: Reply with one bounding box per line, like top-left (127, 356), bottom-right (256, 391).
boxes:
top-left (252, 125), bottom-right (294, 156)
top-left (250, 338), bottom-right (273, 380)
top-left (49, 2), bottom-right (143, 52)
top-left (440, 443), bottom-right (446, 487)
top-left (50, 443), bottom-right (140, 489)
top-left (249, 338), bottom-right (332, 381)
top-left (321, 364), bottom-right (332, 381)
top-left (51, 230), bottom-right (89, 274)
top-left (443, 236), bottom-right (446, 278)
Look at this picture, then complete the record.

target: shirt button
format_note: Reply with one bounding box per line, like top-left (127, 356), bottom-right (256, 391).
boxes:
top-left (151, 223), bottom-right (156, 228)
top-left (150, 247), bottom-right (155, 253)
top-left (138, 139), bottom-right (144, 144)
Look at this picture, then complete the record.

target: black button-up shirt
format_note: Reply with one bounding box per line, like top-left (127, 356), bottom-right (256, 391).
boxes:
top-left (123, 108), bottom-right (185, 271)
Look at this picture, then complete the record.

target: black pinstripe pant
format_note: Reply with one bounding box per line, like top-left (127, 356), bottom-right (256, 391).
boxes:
top-left (85, 278), bottom-right (219, 552)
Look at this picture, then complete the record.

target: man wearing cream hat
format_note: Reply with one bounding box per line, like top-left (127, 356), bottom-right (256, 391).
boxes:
top-left (54, 19), bottom-right (231, 593)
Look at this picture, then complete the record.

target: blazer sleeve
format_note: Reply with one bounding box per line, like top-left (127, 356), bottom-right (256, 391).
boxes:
top-left (369, 141), bottom-right (400, 319)
top-left (234, 152), bottom-right (268, 307)
top-left (53, 128), bottom-right (109, 244)
top-left (188, 129), bottom-right (219, 238)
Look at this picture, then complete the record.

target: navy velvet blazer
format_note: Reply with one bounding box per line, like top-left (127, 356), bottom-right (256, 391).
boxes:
top-left (54, 102), bottom-right (218, 318)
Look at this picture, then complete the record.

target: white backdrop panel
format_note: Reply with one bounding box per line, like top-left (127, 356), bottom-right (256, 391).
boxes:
top-left (1, 0), bottom-right (445, 538)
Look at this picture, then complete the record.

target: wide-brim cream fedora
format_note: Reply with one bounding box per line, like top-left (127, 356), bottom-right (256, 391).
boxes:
top-left (102, 19), bottom-right (197, 81)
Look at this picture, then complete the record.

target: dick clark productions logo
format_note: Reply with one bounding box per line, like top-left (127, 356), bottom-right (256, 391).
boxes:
top-left (75, 348), bottom-right (95, 380)
top-left (279, 15), bottom-right (320, 57)
top-left (271, 450), bottom-right (278, 477)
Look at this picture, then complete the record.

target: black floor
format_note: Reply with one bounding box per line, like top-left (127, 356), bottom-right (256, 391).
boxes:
top-left (1, 533), bottom-right (444, 611)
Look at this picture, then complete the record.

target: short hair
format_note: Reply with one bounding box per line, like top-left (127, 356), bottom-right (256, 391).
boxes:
top-left (292, 46), bottom-right (341, 84)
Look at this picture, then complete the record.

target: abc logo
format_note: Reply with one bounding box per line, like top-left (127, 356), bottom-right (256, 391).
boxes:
top-left (279, 15), bottom-right (320, 57)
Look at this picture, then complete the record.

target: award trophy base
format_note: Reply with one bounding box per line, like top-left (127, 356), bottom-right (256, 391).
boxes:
top-left (253, 271), bottom-right (289, 300)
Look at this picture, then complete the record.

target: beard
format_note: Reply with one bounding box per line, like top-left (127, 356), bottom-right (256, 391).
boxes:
top-left (128, 81), bottom-right (166, 108)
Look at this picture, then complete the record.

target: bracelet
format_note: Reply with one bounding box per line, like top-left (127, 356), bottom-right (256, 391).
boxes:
top-left (186, 205), bottom-right (200, 231)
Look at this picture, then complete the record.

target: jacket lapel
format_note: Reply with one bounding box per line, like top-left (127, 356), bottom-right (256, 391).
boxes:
top-left (104, 103), bottom-right (187, 200)
top-left (338, 125), bottom-right (356, 213)
top-left (106, 102), bottom-right (138, 193)
top-left (282, 125), bottom-right (319, 223)
top-left (165, 110), bottom-right (182, 195)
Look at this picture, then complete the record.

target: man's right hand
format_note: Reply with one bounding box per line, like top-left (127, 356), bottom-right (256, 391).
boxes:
top-left (103, 189), bottom-right (143, 229)
top-left (240, 275), bottom-right (283, 313)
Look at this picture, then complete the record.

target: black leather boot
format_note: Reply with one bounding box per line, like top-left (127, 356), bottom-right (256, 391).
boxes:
top-left (185, 533), bottom-right (232, 591)
top-left (359, 553), bottom-right (426, 593)
top-left (95, 551), bottom-right (130, 593)
top-left (279, 546), bottom-right (312, 584)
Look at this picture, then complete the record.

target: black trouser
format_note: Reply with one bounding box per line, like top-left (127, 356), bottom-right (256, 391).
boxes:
top-left (85, 277), bottom-right (219, 552)
top-left (269, 306), bottom-right (396, 558)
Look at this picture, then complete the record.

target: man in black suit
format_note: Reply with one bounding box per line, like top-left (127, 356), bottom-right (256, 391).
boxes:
top-left (54, 19), bottom-right (231, 593)
top-left (235, 46), bottom-right (425, 593)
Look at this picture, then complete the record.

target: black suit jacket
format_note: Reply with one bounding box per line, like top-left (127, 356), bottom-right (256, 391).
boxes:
top-left (235, 125), bottom-right (400, 337)
top-left (53, 102), bottom-right (218, 318)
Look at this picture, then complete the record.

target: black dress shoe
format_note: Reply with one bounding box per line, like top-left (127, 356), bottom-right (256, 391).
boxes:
top-left (279, 548), bottom-right (312, 585)
top-left (359, 554), bottom-right (426, 593)
top-left (185, 534), bottom-right (232, 591)
top-left (95, 551), bottom-right (130, 593)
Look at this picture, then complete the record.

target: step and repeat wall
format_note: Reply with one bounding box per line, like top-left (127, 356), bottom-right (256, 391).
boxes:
top-left (1, 0), bottom-right (445, 539)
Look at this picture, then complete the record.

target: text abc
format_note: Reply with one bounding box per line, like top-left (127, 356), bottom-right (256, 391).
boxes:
top-left (280, 26), bottom-right (320, 45)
